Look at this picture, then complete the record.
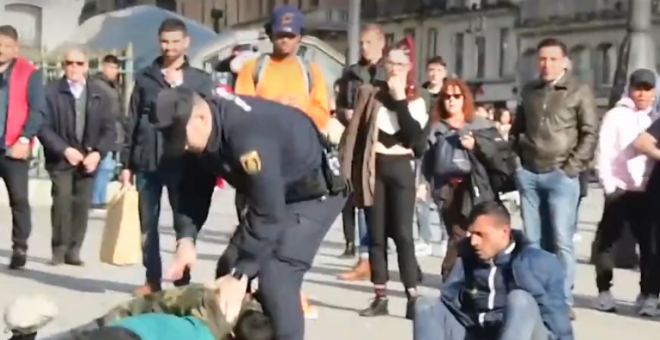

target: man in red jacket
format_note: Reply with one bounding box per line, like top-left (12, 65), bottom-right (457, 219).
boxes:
top-left (0, 25), bottom-right (45, 270)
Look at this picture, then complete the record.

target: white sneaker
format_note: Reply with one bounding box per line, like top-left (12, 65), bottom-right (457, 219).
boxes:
top-left (437, 240), bottom-right (448, 258)
top-left (415, 241), bottom-right (433, 257)
top-left (4, 295), bottom-right (58, 336)
top-left (593, 291), bottom-right (616, 312)
top-left (573, 233), bottom-right (582, 243)
top-left (637, 296), bottom-right (660, 317)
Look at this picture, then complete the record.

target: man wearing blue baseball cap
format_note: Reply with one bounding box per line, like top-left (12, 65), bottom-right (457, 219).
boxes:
top-left (234, 5), bottom-right (330, 131)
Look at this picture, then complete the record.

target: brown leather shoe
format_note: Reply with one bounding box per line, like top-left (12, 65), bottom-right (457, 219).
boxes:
top-left (338, 259), bottom-right (370, 281)
top-left (133, 281), bottom-right (162, 297)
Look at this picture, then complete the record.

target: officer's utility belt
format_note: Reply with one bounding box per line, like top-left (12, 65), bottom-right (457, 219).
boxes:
top-left (285, 133), bottom-right (350, 204)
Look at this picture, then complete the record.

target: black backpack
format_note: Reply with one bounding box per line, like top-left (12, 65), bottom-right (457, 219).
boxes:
top-left (472, 129), bottom-right (518, 194)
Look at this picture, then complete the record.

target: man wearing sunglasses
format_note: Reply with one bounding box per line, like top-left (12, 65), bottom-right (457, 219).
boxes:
top-left (0, 25), bottom-right (46, 270)
top-left (38, 47), bottom-right (116, 266)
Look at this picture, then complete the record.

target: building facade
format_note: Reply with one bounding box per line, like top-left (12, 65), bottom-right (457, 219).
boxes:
top-left (0, 0), bottom-right (86, 52)
top-left (366, 0), bottom-right (660, 108)
top-left (81, 0), bottom-right (349, 52)
top-left (368, 0), bottom-right (521, 107)
top-left (515, 0), bottom-right (655, 108)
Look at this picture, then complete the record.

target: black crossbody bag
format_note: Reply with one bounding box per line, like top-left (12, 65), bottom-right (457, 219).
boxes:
top-left (285, 131), bottom-right (350, 203)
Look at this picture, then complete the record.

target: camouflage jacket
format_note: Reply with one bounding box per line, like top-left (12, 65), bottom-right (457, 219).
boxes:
top-left (99, 284), bottom-right (259, 340)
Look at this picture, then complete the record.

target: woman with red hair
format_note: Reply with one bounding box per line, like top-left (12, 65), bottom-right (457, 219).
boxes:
top-left (340, 36), bottom-right (427, 319)
top-left (425, 78), bottom-right (513, 277)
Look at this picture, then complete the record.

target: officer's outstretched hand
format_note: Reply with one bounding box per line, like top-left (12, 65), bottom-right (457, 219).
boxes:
top-left (166, 238), bottom-right (197, 280)
top-left (214, 274), bottom-right (249, 324)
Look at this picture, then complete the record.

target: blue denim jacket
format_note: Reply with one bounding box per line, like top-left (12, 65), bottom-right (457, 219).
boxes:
top-left (440, 231), bottom-right (573, 340)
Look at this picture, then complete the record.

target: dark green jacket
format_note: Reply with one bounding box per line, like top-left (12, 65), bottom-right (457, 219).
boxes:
top-left (100, 284), bottom-right (261, 340)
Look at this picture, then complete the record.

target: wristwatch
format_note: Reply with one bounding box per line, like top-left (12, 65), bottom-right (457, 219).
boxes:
top-left (230, 268), bottom-right (246, 280)
top-left (17, 137), bottom-right (29, 144)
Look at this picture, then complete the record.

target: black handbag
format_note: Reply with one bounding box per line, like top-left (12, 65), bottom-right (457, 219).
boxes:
top-left (433, 131), bottom-right (472, 178)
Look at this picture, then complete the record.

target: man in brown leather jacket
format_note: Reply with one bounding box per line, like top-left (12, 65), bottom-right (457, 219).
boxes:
top-left (510, 37), bottom-right (599, 319)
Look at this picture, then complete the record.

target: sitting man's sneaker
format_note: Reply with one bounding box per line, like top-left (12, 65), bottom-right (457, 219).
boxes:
top-left (4, 296), bottom-right (58, 339)
top-left (637, 295), bottom-right (660, 317)
top-left (593, 291), bottom-right (617, 312)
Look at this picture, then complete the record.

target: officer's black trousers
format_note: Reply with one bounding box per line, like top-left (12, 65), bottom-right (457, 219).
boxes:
top-left (217, 194), bottom-right (346, 340)
top-left (367, 154), bottom-right (419, 289)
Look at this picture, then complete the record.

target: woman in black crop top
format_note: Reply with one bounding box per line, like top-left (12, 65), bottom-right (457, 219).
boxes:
top-left (339, 37), bottom-right (428, 320)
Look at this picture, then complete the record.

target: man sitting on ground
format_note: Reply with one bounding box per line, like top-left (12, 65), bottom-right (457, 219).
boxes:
top-left (413, 201), bottom-right (573, 340)
top-left (5, 282), bottom-right (272, 340)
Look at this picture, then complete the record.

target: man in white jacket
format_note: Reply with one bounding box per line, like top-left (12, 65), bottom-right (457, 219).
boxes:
top-left (594, 68), bottom-right (659, 316)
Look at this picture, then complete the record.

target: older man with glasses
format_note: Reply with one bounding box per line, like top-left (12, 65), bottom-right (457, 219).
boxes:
top-left (38, 47), bottom-right (116, 266)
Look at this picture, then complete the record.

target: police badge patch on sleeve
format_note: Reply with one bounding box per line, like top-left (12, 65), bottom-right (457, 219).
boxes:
top-left (240, 151), bottom-right (262, 175)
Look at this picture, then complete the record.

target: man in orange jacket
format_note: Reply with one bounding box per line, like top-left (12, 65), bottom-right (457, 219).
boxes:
top-left (233, 5), bottom-right (330, 319)
top-left (234, 5), bottom-right (330, 132)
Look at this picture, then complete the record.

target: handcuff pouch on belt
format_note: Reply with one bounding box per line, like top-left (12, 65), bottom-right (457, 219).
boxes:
top-left (285, 133), bottom-right (350, 203)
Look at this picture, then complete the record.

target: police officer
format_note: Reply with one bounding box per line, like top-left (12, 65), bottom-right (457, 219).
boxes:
top-left (151, 87), bottom-right (347, 340)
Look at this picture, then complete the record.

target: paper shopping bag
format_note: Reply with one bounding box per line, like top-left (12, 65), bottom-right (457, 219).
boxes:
top-left (100, 186), bottom-right (142, 266)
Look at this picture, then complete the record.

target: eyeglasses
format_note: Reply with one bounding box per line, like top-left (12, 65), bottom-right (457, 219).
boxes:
top-left (442, 94), bottom-right (463, 100)
top-left (64, 60), bottom-right (85, 66)
top-left (386, 61), bottom-right (409, 68)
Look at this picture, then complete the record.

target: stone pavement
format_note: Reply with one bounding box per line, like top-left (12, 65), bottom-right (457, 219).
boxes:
top-left (0, 186), bottom-right (659, 340)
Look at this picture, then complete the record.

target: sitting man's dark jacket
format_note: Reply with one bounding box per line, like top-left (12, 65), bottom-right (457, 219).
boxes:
top-left (441, 230), bottom-right (573, 340)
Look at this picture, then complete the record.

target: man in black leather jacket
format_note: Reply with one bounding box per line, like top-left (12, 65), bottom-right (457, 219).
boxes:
top-left (510, 38), bottom-right (599, 318)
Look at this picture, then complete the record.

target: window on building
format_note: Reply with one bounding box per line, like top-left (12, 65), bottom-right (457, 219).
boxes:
top-left (427, 28), bottom-right (438, 59)
top-left (596, 43), bottom-right (613, 86)
top-left (454, 32), bottom-right (464, 77)
top-left (404, 28), bottom-right (415, 40)
top-left (569, 45), bottom-right (592, 84)
top-left (499, 28), bottom-right (510, 77)
top-left (155, 0), bottom-right (176, 11)
top-left (518, 48), bottom-right (537, 82)
top-left (3, 4), bottom-right (42, 47)
top-left (201, 0), bottom-right (206, 24)
top-left (476, 36), bottom-right (486, 78)
top-left (385, 33), bottom-right (395, 46)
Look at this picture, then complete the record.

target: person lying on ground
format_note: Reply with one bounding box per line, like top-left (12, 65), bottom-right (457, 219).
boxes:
top-left (5, 282), bottom-right (271, 340)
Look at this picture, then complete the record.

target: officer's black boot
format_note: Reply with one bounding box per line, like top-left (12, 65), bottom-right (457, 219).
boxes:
top-left (338, 242), bottom-right (356, 259)
top-left (9, 332), bottom-right (37, 340)
top-left (9, 248), bottom-right (27, 270)
top-left (359, 296), bottom-right (389, 317)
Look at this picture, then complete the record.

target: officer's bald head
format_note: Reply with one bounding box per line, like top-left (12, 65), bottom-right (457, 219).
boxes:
top-left (185, 92), bottom-right (213, 153)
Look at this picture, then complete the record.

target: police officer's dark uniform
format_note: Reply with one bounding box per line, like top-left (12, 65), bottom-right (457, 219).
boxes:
top-left (152, 88), bottom-right (347, 340)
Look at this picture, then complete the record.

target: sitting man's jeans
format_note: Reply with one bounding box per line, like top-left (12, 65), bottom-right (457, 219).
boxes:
top-left (413, 290), bottom-right (549, 340)
top-left (515, 168), bottom-right (579, 306)
top-left (92, 152), bottom-right (116, 205)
